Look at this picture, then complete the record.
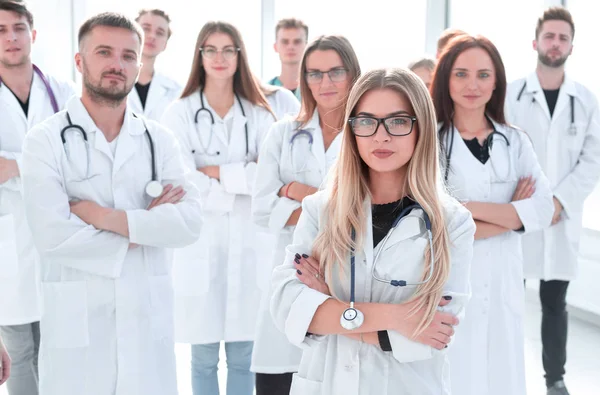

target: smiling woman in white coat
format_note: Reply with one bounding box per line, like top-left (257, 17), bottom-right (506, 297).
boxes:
top-left (19, 13), bottom-right (203, 395)
top-left (161, 21), bottom-right (276, 395)
top-left (0, 2), bottom-right (76, 394)
top-left (252, 35), bottom-right (361, 395)
top-left (430, 35), bottom-right (555, 395)
top-left (126, 9), bottom-right (181, 122)
top-left (270, 68), bottom-right (476, 395)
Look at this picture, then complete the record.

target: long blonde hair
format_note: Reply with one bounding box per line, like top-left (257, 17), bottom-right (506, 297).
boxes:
top-left (312, 68), bottom-right (451, 335)
top-left (296, 35), bottom-right (361, 129)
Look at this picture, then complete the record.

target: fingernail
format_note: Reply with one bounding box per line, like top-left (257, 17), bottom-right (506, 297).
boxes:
top-left (296, 269), bottom-right (302, 275)
top-left (443, 296), bottom-right (452, 300)
top-left (294, 258), bottom-right (300, 264)
top-left (295, 253), bottom-right (301, 259)
top-left (302, 254), bottom-right (309, 258)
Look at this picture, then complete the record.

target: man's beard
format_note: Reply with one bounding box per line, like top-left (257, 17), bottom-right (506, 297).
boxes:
top-left (538, 50), bottom-right (569, 68)
top-left (82, 59), bottom-right (133, 107)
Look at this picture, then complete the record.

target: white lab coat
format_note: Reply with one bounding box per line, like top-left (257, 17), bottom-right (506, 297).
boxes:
top-left (0, 72), bottom-right (75, 326)
top-left (128, 72), bottom-right (181, 122)
top-left (442, 122), bottom-right (554, 395)
top-left (161, 90), bottom-right (276, 344)
top-left (266, 86), bottom-right (301, 120)
top-left (251, 112), bottom-right (342, 373)
top-left (20, 96), bottom-right (203, 395)
top-left (506, 72), bottom-right (600, 281)
top-left (270, 191), bottom-right (475, 395)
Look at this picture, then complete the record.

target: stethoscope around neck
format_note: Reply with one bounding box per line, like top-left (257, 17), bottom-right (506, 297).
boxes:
top-left (442, 115), bottom-right (511, 182)
top-left (193, 88), bottom-right (249, 158)
top-left (517, 81), bottom-right (576, 135)
top-left (340, 202), bottom-right (435, 331)
top-left (60, 112), bottom-right (163, 198)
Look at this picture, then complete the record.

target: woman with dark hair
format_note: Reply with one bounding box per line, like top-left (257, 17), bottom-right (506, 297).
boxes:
top-left (430, 35), bottom-right (554, 395)
top-left (161, 21), bottom-right (276, 395)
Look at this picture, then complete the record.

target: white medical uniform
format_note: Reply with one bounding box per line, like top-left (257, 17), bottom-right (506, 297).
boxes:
top-left (506, 73), bottom-right (600, 280)
top-left (20, 96), bottom-right (203, 395)
top-left (265, 86), bottom-right (300, 120)
top-left (128, 72), bottom-right (181, 122)
top-left (270, 191), bottom-right (475, 394)
top-left (251, 111), bottom-right (342, 373)
top-left (443, 121), bottom-right (554, 395)
top-left (0, 71), bottom-right (75, 326)
top-left (161, 90), bottom-right (276, 344)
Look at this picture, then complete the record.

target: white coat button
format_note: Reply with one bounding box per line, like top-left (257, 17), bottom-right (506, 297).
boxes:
top-left (344, 365), bottom-right (353, 372)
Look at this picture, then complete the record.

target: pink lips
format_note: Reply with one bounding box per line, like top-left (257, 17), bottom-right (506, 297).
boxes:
top-left (373, 149), bottom-right (394, 159)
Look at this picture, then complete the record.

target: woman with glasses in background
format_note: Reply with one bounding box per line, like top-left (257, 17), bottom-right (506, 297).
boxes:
top-left (161, 21), bottom-right (276, 395)
top-left (251, 35), bottom-right (361, 395)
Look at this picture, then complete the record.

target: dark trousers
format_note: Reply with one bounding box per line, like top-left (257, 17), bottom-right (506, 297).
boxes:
top-left (539, 280), bottom-right (570, 387)
top-left (255, 372), bottom-right (294, 395)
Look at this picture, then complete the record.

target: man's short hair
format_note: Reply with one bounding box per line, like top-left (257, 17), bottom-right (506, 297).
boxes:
top-left (136, 8), bottom-right (172, 38)
top-left (275, 18), bottom-right (308, 40)
top-left (535, 6), bottom-right (575, 40)
top-left (78, 12), bottom-right (144, 49)
top-left (408, 57), bottom-right (436, 72)
top-left (0, 0), bottom-right (34, 28)
top-left (437, 28), bottom-right (466, 55)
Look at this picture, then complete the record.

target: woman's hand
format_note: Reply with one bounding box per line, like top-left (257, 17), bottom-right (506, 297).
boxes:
top-left (147, 184), bottom-right (186, 210)
top-left (393, 297), bottom-right (459, 350)
top-left (294, 253), bottom-right (330, 296)
top-left (512, 176), bottom-right (536, 201)
top-left (0, 336), bottom-right (11, 386)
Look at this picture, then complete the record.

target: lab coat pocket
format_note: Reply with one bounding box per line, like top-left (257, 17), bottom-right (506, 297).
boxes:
top-left (41, 282), bottom-right (89, 348)
top-left (290, 374), bottom-right (323, 395)
top-left (149, 275), bottom-right (175, 341)
top-left (0, 214), bottom-right (18, 279)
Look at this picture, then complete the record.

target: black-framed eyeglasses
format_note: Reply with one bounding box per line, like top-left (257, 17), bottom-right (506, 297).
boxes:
top-left (200, 47), bottom-right (241, 60)
top-left (348, 115), bottom-right (417, 137)
top-left (305, 67), bottom-right (348, 84)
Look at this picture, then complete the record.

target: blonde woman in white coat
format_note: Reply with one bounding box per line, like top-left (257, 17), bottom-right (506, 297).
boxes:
top-left (161, 21), bottom-right (276, 395)
top-left (270, 68), bottom-right (476, 395)
top-left (430, 35), bottom-right (555, 395)
top-left (252, 35), bottom-right (361, 395)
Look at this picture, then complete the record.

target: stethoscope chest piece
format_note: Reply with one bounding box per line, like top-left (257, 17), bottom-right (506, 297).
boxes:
top-left (145, 180), bottom-right (164, 198)
top-left (340, 306), bottom-right (364, 330)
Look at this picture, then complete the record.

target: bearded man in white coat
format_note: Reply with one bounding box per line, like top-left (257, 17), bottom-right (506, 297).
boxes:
top-left (20, 12), bottom-right (203, 395)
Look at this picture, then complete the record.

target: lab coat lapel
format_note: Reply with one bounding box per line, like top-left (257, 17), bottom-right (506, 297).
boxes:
top-left (0, 81), bottom-right (27, 124)
top-left (128, 87), bottom-right (143, 116)
top-left (364, 199), bottom-right (374, 270)
top-left (202, 93), bottom-right (229, 147)
top-left (526, 73), bottom-right (551, 121)
top-left (144, 73), bottom-right (167, 117)
top-left (27, 72), bottom-right (52, 128)
top-left (230, 102), bottom-right (248, 158)
top-left (307, 112), bottom-right (326, 175)
top-left (113, 112), bottom-right (143, 174)
top-left (551, 76), bottom-right (578, 123)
